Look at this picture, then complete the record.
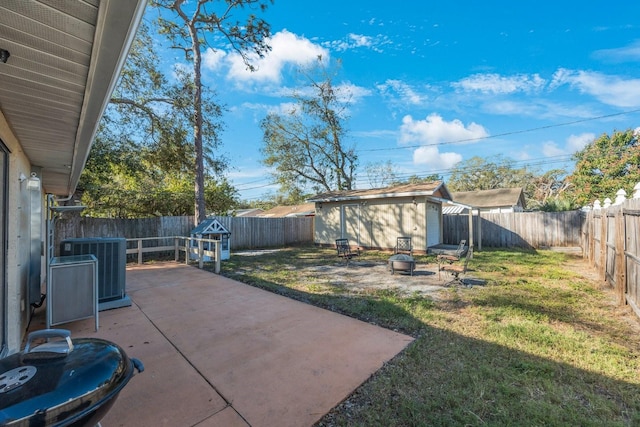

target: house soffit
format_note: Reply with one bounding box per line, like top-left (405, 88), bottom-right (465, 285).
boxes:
top-left (0, 0), bottom-right (146, 196)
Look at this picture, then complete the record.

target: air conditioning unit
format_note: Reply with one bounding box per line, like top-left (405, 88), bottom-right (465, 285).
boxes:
top-left (60, 237), bottom-right (131, 311)
top-left (48, 254), bottom-right (98, 331)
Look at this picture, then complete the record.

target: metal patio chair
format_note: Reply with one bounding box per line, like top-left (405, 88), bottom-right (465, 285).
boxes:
top-left (436, 239), bottom-right (466, 265)
top-left (335, 238), bottom-right (360, 265)
top-left (395, 236), bottom-right (413, 256)
top-left (440, 247), bottom-right (473, 287)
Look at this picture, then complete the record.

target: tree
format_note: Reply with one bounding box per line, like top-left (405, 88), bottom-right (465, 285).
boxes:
top-left (568, 129), bottom-right (640, 206)
top-left (394, 174), bottom-right (442, 186)
top-left (80, 130), bottom-right (240, 218)
top-left (79, 23), bottom-right (238, 217)
top-left (260, 58), bottom-right (357, 197)
top-left (447, 155), bottom-right (535, 192)
top-left (151, 0), bottom-right (273, 223)
top-left (364, 161), bottom-right (398, 188)
top-left (528, 169), bottom-right (575, 211)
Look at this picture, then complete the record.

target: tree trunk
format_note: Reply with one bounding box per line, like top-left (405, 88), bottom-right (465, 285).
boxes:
top-left (190, 24), bottom-right (206, 224)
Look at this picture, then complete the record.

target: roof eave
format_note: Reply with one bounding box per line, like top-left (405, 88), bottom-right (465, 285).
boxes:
top-left (309, 190), bottom-right (439, 203)
top-left (66, 0), bottom-right (147, 197)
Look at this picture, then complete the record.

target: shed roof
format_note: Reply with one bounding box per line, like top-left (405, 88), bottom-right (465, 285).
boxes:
top-left (258, 203), bottom-right (316, 217)
top-left (229, 208), bottom-right (264, 217)
top-left (192, 218), bottom-right (230, 235)
top-left (307, 181), bottom-right (452, 203)
top-left (452, 187), bottom-right (526, 209)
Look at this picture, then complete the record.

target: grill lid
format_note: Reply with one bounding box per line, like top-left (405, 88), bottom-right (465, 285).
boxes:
top-left (0, 329), bottom-right (139, 426)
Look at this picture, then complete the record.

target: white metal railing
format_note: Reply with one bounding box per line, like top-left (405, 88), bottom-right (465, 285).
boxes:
top-left (125, 236), bottom-right (222, 273)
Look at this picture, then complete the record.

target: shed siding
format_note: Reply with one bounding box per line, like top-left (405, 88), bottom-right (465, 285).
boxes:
top-left (314, 196), bottom-right (435, 251)
top-left (314, 204), bottom-right (341, 245)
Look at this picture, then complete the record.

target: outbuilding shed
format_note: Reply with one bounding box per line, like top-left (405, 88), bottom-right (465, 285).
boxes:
top-left (307, 182), bottom-right (453, 253)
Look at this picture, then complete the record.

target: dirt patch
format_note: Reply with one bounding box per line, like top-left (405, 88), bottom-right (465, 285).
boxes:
top-left (302, 260), bottom-right (462, 297)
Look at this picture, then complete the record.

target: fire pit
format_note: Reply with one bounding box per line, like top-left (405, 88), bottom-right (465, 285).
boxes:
top-left (0, 329), bottom-right (143, 427)
top-left (388, 254), bottom-right (416, 275)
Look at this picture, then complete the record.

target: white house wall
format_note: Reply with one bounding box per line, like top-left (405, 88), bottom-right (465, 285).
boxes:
top-left (1, 111), bottom-right (40, 354)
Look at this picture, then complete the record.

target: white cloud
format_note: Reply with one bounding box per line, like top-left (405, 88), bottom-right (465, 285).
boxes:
top-left (551, 68), bottom-right (640, 107)
top-left (269, 102), bottom-right (299, 115)
top-left (377, 80), bottom-right (426, 105)
top-left (592, 40), bottom-right (640, 62)
top-left (202, 48), bottom-right (227, 71)
top-left (484, 99), bottom-right (596, 119)
top-left (542, 141), bottom-right (565, 157)
top-left (238, 101), bottom-right (298, 116)
top-left (335, 82), bottom-right (372, 103)
top-left (398, 114), bottom-right (485, 171)
top-left (324, 33), bottom-right (390, 53)
top-left (542, 133), bottom-right (595, 157)
top-left (399, 113), bottom-right (488, 145)
top-left (346, 33), bottom-right (373, 49)
top-left (226, 30), bottom-right (328, 83)
top-left (413, 145), bottom-right (462, 170)
top-left (485, 100), bottom-right (542, 116)
top-left (453, 73), bottom-right (546, 94)
top-left (566, 133), bottom-right (595, 152)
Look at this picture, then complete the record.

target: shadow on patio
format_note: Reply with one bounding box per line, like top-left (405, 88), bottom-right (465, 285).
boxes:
top-left (27, 262), bottom-right (413, 427)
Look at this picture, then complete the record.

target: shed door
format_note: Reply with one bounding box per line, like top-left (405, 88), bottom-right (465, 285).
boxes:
top-left (341, 204), bottom-right (360, 246)
top-left (426, 202), bottom-right (440, 247)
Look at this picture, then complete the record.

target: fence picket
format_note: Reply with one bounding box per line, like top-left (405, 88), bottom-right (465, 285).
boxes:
top-left (54, 215), bottom-right (314, 253)
top-left (443, 211), bottom-right (585, 249)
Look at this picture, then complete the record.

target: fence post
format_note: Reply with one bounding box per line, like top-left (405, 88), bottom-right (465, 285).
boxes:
top-left (477, 212), bottom-right (482, 251)
top-left (174, 237), bottom-right (179, 262)
top-left (599, 212), bottom-right (608, 283)
top-left (137, 239), bottom-right (143, 265)
top-left (588, 213), bottom-right (595, 264)
top-left (198, 238), bottom-right (204, 269)
top-left (215, 240), bottom-right (221, 274)
top-left (467, 211), bottom-right (474, 257)
top-left (615, 209), bottom-right (627, 305)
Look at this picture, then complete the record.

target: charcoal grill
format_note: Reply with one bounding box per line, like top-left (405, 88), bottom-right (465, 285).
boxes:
top-left (0, 329), bottom-right (143, 427)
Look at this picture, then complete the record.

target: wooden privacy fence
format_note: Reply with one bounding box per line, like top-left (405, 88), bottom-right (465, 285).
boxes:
top-left (582, 195), bottom-right (640, 319)
top-left (206, 216), bottom-right (314, 249)
top-left (443, 211), bottom-right (585, 249)
top-left (54, 215), bottom-right (314, 255)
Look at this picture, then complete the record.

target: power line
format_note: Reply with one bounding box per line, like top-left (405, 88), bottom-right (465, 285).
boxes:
top-left (234, 178), bottom-right (275, 189)
top-left (236, 154), bottom-right (576, 200)
top-left (233, 109), bottom-right (640, 200)
top-left (359, 108), bottom-right (640, 153)
top-left (350, 155), bottom-right (574, 187)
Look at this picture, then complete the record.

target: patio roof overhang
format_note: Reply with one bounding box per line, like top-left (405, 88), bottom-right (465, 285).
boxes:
top-left (0, 0), bottom-right (146, 197)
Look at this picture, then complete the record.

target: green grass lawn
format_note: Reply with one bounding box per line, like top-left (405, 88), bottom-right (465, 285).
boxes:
top-left (214, 246), bottom-right (640, 426)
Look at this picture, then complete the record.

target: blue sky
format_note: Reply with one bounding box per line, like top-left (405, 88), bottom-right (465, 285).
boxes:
top-left (147, 1), bottom-right (640, 201)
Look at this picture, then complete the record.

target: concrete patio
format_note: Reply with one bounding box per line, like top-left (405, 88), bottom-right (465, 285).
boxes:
top-left (27, 262), bottom-right (413, 427)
